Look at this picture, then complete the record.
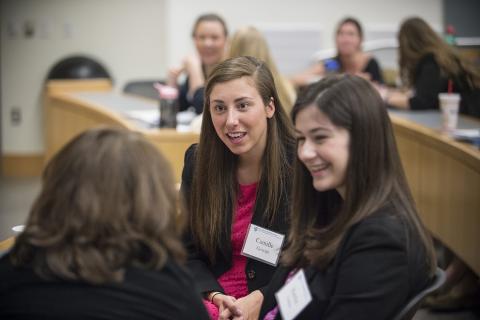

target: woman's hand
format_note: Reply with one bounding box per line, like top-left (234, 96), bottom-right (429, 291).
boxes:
top-left (219, 290), bottom-right (264, 320)
top-left (210, 293), bottom-right (238, 317)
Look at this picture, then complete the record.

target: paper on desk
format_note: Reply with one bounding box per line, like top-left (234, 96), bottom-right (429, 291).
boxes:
top-left (452, 129), bottom-right (480, 138)
top-left (124, 109), bottom-right (159, 126)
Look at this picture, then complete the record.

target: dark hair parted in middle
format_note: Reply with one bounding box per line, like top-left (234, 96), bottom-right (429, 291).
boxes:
top-left (282, 75), bottom-right (436, 272)
top-left (189, 56), bottom-right (295, 263)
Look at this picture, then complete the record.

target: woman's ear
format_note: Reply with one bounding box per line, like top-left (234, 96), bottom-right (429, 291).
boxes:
top-left (266, 97), bottom-right (275, 119)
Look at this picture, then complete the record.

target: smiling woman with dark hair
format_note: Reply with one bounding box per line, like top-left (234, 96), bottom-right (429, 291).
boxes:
top-left (0, 127), bottom-right (209, 320)
top-left (255, 75), bottom-right (436, 319)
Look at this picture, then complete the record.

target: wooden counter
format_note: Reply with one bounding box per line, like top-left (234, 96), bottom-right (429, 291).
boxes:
top-left (44, 80), bottom-right (199, 183)
top-left (390, 110), bottom-right (480, 275)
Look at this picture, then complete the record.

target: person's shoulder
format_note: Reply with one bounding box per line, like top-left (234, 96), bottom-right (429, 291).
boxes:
top-left (347, 207), bottom-right (407, 249)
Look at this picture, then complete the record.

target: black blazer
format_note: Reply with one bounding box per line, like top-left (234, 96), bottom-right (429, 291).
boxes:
top-left (181, 144), bottom-right (291, 295)
top-left (0, 254), bottom-right (209, 320)
top-left (259, 207), bottom-right (432, 319)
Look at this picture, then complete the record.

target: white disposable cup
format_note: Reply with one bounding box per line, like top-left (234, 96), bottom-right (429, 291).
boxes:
top-left (438, 93), bottom-right (461, 132)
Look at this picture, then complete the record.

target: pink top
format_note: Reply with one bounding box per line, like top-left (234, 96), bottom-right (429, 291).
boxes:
top-left (203, 182), bottom-right (257, 319)
top-left (218, 182), bottom-right (257, 298)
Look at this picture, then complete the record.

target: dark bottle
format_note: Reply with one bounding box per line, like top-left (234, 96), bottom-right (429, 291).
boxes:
top-left (158, 85), bottom-right (179, 128)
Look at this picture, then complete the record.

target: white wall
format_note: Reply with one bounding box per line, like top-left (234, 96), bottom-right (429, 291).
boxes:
top-left (1, 0), bottom-right (166, 154)
top-left (1, 0), bottom-right (443, 155)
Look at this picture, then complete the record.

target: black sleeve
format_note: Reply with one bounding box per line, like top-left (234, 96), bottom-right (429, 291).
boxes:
top-left (323, 220), bottom-right (410, 320)
top-left (178, 79), bottom-right (190, 112)
top-left (365, 58), bottom-right (384, 84)
top-left (409, 56), bottom-right (444, 110)
top-left (177, 78), bottom-right (204, 114)
top-left (180, 145), bottom-right (224, 295)
top-left (190, 87), bottom-right (205, 115)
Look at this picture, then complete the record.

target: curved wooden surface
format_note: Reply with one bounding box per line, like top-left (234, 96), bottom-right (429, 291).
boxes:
top-left (44, 80), bottom-right (199, 183)
top-left (390, 114), bottom-right (480, 275)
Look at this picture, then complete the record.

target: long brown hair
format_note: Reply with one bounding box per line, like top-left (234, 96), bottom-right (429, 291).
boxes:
top-left (282, 75), bottom-right (436, 274)
top-left (398, 17), bottom-right (480, 89)
top-left (10, 127), bottom-right (185, 284)
top-left (228, 26), bottom-right (296, 111)
top-left (190, 56), bottom-right (295, 263)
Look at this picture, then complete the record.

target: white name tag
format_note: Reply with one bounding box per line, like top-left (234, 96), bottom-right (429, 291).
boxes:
top-left (275, 269), bottom-right (312, 320)
top-left (241, 224), bottom-right (284, 266)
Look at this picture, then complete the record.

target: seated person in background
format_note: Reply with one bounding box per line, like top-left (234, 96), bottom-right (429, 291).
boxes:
top-left (226, 75), bottom-right (436, 319)
top-left (291, 17), bottom-right (384, 88)
top-left (167, 13), bottom-right (228, 114)
top-left (0, 127), bottom-right (209, 320)
top-left (228, 26), bottom-right (297, 112)
top-left (181, 56), bottom-right (295, 320)
top-left (382, 17), bottom-right (480, 117)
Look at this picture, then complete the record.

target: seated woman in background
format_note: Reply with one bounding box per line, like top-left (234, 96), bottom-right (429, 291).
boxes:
top-left (248, 75), bottom-right (435, 319)
top-left (167, 13), bottom-right (228, 114)
top-left (181, 56), bottom-right (295, 319)
top-left (291, 17), bottom-right (384, 88)
top-left (0, 128), bottom-right (209, 320)
top-left (383, 17), bottom-right (480, 117)
top-left (228, 26), bottom-right (297, 112)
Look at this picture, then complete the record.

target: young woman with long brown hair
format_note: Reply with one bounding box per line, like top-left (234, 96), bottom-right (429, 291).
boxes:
top-left (257, 75), bottom-right (436, 319)
top-left (0, 128), bottom-right (208, 319)
top-left (383, 17), bottom-right (480, 117)
top-left (181, 56), bottom-right (295, 319)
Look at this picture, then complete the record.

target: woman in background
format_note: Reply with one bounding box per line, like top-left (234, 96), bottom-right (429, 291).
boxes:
top-left (167, 13), bottom-right (228, 114)
top-left (291, 17), bottom-right (384, 88)
top-left (182, 56), bottom-right (295, 319)
top-left (383, 16), bottom-right (480, 117)
top-left (0, 127), bottom-right (208, 320)
top-left (228, 26), bottom-right (297, 112)
top-left (255, 75), bottom-right (436, 319)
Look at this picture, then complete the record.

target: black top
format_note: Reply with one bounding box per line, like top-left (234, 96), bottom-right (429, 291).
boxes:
top-left (334, 56), bottom-right (384, 84)
top-left (181, 144), bottom-right (292, 296)
top-left (409, 53), bottom-right (480, 117)
top-left (178, 77), bottom-right (204, 114)
top-left (0, 253), bottom-right (209, 320)
top-left (259, 206), bottom-right (432, 319)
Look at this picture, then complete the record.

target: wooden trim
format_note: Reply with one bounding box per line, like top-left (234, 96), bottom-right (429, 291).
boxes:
top-left (0, 237), bottom-right (14, 251)
top-left (1, 154), bottom-right (44, 177)
top-left (45, 79), bottom-right (112, 95)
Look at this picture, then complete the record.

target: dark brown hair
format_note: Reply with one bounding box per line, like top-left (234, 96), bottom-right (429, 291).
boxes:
top-left (189, 56), bottom-right (295, 263)
top-left (10, 127), bottom-right (185, 284)
top-left (192, 13), bottom-right (229, 38)
top-left (282, 75), bottom-right (436, 274)
top-left (398, 16), bottom-right (480, 89)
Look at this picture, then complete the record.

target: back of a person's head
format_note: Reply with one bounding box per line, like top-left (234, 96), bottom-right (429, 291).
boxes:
top-left (10, 127), bottom-right (185, 284)
top-left (229, 26), bottom-right (273, 65)
top-left (398, 17), bottom-right (444, 59)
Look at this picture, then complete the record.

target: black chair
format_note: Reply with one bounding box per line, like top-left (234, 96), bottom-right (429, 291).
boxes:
top-left (47, 55), bottom-right (111, 80)
top-left (393, 267), bottom-right (447, 320)
top-left (123, 80), bottom-right (165, 101)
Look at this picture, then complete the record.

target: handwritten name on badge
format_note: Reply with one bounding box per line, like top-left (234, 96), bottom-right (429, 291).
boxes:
top-left (275, 269), bottom-right (312, 320)
top-left (241, 224), bottom-right (284, 266)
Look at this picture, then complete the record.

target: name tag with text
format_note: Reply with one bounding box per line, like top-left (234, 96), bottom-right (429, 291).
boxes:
top-left (241, 224), bottom-right (284, 266)
top-left (275, 269), bottom-right (312, 320)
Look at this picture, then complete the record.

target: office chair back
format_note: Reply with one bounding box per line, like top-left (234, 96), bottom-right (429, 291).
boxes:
top-left (123, 80), bottom-right (165, 101)
top-left (47, 55), bottom-right (111, 81)
top-left (393, 267), bottom-right (446, 320)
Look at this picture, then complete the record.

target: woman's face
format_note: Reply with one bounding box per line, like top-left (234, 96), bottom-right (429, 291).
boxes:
top-left (209, 76), bottom-right (275, 162)
top-left (295, 104), bottom-right (350, 198)
top-left (336, 22), bottom-right (362, 56)
top-left (193, 20), bottom-right (227, 67)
